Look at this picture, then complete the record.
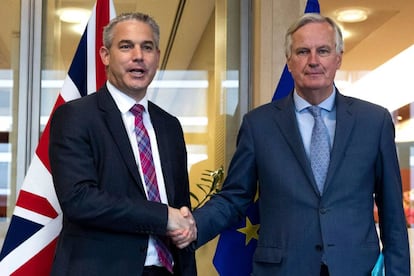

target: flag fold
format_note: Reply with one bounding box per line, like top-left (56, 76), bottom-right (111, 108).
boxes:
top-left (0, 1), bottom-right (115, 274)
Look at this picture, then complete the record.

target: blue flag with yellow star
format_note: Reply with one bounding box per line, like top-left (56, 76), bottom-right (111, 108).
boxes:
top-left (272, 0), bottom-right (320, 101)
top-left (212, 200), bottom-right (259, 275)
top-left (212, 1), bottom-right (320, 275)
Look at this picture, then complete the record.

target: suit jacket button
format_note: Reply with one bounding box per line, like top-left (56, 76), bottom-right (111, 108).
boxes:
top-left (315, 245), bottom-right (323, 251)
top-left (320, 208), bottom-right (327, 214)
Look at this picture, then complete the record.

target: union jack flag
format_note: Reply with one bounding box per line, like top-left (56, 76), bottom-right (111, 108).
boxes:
top-left (0, 1), bottom-right (116, 274)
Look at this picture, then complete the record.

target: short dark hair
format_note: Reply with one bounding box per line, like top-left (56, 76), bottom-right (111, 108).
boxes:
top-left (102, 12), bottom-right (160, 49)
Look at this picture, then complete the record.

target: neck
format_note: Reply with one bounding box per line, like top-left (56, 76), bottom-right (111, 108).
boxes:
top-left (296, 87), bottom-right (334, 105)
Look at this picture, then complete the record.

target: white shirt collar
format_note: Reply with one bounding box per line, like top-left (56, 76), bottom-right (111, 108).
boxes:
top-left (106, 81), bottom-right (149, 114)
top-left (293, 87), bottom-right (336, 113)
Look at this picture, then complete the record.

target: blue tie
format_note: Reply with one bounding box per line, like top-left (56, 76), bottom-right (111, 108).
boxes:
top-left (308, 106), bottom-right (330, 194)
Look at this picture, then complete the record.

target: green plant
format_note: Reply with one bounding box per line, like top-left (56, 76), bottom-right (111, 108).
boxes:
top-left (190, 166), bottom-right (224, 210)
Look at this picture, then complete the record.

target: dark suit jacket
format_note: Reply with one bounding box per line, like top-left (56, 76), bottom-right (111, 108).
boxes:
top-left (194, 91), bottom-right (410, 275)
top-left (49, 85), bottom-right (196, 276)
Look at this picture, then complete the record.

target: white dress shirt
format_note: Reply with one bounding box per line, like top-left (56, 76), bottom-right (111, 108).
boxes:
top-left (107, 81), bottom-right (168, 267)
top-left (293, 89), bottom-right (336, 160)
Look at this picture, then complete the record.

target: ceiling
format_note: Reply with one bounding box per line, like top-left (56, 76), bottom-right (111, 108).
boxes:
top-left (50, 0), bottom-right (215, 71)
top-left (1, 0), bottom-right (414, 80)
top-left (320, 0), bottom-right (414, 71)
top-left (0, 0), bottom-right (215, 71)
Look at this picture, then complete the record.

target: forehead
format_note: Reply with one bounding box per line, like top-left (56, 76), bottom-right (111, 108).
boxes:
top-left (292, 22), bottom-right (335, 47)
top-left (112, 20), bottom-right (154, 42)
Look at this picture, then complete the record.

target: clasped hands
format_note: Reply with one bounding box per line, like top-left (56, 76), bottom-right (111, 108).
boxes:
top-left (167, 206), bottom-right (197, 249)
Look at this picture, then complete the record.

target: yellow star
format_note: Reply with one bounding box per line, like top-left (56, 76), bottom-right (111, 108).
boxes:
top-left (237, 216), bottom-right (260, 245)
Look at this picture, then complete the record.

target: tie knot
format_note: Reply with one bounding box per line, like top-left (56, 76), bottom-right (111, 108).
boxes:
top-left (130, 104), bottom-right (145, 117)
top-left (308, 105), bottom-right (322, 118)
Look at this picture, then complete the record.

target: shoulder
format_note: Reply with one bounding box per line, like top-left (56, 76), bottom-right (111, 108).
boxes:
top-left (337, 93), bottom-right (390, 118)
top-left (247, 101), bottom-right (279, 116)
top-left (245, 95), bottom-right (292, 121)
top-left (336, 93), bottom-right (394, 135)
top-left (54, 95), bottom-right (92, 114)
top-left (147, 101), bottom-right (184, 134)
top-left (54, 86), bottom-right (115, 115)
top-left (56, 90), bottom-right (101, 111)
top-left (339, 93), bottom-right (385, 109)
top-left (148, 101), bottom-right (178, 121)
top-left (51, 90), bottom-right (106, 127)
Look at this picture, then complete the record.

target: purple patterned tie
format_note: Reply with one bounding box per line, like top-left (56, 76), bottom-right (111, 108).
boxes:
top-left (130, 104), bottom-right (174, 273)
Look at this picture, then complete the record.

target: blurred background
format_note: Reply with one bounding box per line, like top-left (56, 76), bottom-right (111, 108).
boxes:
top-left (1, 0), bottom-right (414, 274)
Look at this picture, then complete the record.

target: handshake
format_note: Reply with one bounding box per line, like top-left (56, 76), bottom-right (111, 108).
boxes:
top-left (167, 206), bottom-right (197, 249)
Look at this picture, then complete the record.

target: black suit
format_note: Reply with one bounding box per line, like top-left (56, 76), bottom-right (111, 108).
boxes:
top-left (49, 85), bottom-right (196, 276)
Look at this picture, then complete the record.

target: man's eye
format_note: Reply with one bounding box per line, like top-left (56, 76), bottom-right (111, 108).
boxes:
top-left (297, 49), bottom-right (309, 56)
top-left (318, 48), bottom-right (331, 56)
top-left (142, 44), bottom-right (154, 51)
top-left (120, 44), bottom-right (132, 49)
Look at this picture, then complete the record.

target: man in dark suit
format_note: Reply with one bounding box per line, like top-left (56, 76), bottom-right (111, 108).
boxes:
top-left (172, 13), bottom-right (410, 275)
top-left (49, 12), bottom-right (196, 276)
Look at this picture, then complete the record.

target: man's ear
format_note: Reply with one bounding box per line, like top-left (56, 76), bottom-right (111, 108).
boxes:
top-left (99, 46), bottom-right (110, 66)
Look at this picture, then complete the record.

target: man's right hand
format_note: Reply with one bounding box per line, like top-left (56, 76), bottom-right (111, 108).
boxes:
top-left (167, 206), bottom-right (197, 249)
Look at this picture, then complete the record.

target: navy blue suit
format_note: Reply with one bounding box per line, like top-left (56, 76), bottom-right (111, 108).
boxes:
top-left (49, 85), bottom-right (196, 276)
top-left (194, 91), bottom-right (409, 275)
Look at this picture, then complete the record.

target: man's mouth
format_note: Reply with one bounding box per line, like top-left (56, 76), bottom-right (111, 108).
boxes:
top-left (306, 72), bottom-right (323, 77)
top-left (129, 68), bottom-right (145, 76)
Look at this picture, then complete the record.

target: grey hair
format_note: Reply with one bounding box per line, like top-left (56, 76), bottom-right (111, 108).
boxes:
top-left (284, 13), bottom-right (344, 58)
top-left (102, 12), bottom-right (160, 49)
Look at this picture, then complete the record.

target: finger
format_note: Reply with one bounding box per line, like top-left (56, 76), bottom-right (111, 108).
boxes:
top-left (180, 206), bottom-right (190, 217)
top-left (170, 235), bottom-right (188, 246)
top-left (176, 242), bottom-right (189, 249)
top-left (166, 229), bottom-right (184, 237)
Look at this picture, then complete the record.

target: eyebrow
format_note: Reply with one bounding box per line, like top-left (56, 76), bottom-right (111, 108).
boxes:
top-left (117, 39), bottom-right (133, 45)
top-left (118, 39), bottom-right (155, 45)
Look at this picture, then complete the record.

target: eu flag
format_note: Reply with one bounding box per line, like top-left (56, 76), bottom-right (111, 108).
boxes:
top-left (272, 0), bottom-right (320, 101)
top-left (212, 200), bottom-right (260, 275)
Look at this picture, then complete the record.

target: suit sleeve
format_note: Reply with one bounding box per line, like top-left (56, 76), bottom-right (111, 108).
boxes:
top-left (193, 115), bottom-right (258, 248)
top-left (49, 102), bottom-right (168, 235)
top-left (375, 110), bottom-right (410, 275)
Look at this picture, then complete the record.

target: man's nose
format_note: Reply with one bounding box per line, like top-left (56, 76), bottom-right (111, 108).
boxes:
top-left (133, 46), bottom-right (144, 60)
top-left (307, 51), bottom-right (320, 67)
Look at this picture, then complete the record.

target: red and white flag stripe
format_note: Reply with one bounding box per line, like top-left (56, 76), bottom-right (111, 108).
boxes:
top-left (0, 1), bottom-right (115, 274)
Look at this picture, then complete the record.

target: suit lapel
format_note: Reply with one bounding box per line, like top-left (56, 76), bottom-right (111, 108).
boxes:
top-left (324, 92), bottom-right (356, 191)
top-left (147, 102), bottom-right (175, 202)
top-left (272, 92), bottom-right (356, 196)
top-left (97, 87), bottom-right (145, 194)
top-left (272, 94), bottom-right (317, 193)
